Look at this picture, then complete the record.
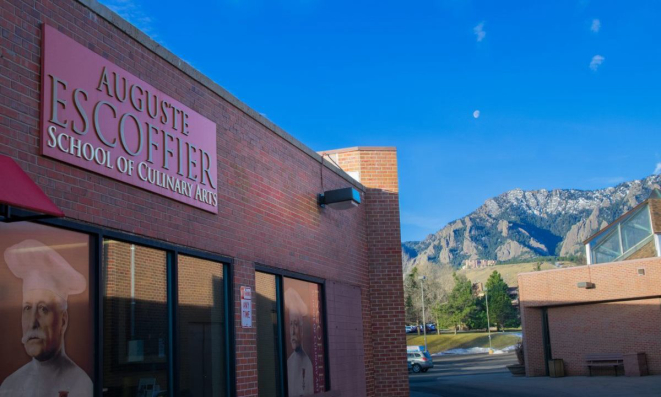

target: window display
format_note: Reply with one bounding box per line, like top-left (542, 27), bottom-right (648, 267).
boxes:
top-left (0, 222), bottom-right (92, 396)
top-left (283, 277), bottom-right (325, 397)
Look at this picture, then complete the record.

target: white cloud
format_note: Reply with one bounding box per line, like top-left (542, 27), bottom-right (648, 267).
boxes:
top-left (473, 110), bottom-right (480, 119)
top-left (589, 55), bottom-right (605, 71)
top-left (590, 19), bottom-right (601, 33)
top-left (654, 163), bottom-right (661, 175)
top-left (473, 22), bottom-right (486, 42)
top-left (103, 0), bottom-right (160, 41)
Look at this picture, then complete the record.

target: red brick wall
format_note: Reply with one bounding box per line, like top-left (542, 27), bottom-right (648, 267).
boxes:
top-left (519, 306), bottom-right (547, 376)
top-left (626, 239), bottom-right (657, 261)
top-left (519, 257), bottom-right (661, 376)
top-left (0, 0), bottom-right (368, 277)
top-left (648, 199), bottom-right (661, 234)
top-left (323, 148), bottom-right (409, 397)
top-left (326, 281), bottom-right (367, 397)
top-left (0, 1), bottom-right (404, 396)
top-left (548, 299), bottom-right (661, 376)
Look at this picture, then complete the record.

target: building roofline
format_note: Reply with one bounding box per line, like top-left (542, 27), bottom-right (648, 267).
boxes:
top-left (518, 255), bottom-right (660, 279)
top-left (317, 147), bottom-right (397, 155)
top-left (76, 0), bottom-right (364, 191)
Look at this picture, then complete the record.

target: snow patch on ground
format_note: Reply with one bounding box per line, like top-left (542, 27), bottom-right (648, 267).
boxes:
top-left (434, 343), bottom-right (519, 356)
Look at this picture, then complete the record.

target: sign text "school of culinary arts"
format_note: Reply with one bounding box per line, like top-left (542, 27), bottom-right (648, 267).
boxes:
top-left (40, 25), bottom-right (218, 213)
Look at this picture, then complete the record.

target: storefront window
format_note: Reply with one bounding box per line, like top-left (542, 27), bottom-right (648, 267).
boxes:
top-left (0, 222), bottom-right (93, 396)
top-left (283, 277), bottom-right (326, 397)
top-left (103, 240), bottom-right (168, 397)
top-left (178, 254), bottom-right (226, 397)
top-left (256, 272), bottom-right (282, 397)
top-left (0, 221), bottom-right (233, 397)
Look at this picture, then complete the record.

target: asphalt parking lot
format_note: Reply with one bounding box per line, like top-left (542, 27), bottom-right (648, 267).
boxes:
top-left (409, 352), bottom-right (661, 397)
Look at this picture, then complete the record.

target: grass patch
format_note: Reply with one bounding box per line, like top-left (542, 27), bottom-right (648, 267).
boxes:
top-left (406, 332), bottom-right (521, 354)
top-left (459, 262), bottom-right (557, 286)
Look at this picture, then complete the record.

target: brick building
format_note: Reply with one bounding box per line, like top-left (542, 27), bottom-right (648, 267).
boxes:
top-left (519, 193), bottom-right (661, 377)
top-left (0, 1), bottom-right (409, 396)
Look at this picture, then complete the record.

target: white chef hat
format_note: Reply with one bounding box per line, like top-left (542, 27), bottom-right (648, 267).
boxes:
top-left (4, 239), bottom-right (86, 302)
top-left (285, 287), bottom-right (308, 320)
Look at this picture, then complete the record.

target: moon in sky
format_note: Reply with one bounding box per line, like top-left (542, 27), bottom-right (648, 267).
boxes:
top-left (473, 110), bottom-right (480, 119)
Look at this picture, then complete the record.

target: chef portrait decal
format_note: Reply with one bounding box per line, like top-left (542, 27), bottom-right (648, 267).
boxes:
top-left (283, 278), bottom-right (325, 397)
top-left (0, 223), bottom-right (93, 397)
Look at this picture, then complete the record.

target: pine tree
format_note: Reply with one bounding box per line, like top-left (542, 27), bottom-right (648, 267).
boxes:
top-left (485, 270), bottom-right (518, 330)
top-left (434, 273), bottom-right (476, 334)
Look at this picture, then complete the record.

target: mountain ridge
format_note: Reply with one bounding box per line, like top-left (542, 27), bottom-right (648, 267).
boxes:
top-left (402, 174), bottom-right (661, 274)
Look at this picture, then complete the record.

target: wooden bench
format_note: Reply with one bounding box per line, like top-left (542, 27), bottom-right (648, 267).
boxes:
top-left (585, 354), bottom-right (624, 376)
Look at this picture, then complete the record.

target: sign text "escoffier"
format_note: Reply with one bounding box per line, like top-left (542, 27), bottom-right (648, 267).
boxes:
top-left (40, 25), bottom-right (218, 212)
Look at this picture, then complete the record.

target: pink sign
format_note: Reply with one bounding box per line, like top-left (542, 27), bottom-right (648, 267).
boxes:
top-left (40, 25), bottom-right (218, 213)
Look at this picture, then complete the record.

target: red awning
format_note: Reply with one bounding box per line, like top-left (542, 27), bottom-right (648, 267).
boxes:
top-left (0, 155), bottom-right (64, 219)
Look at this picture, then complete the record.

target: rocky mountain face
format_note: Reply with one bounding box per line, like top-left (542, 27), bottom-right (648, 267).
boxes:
top-left (402, 174), bottom-right (661, 274)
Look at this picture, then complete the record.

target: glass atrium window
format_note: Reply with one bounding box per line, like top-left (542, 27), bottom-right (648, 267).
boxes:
top-left (590, 204), bottom-right (654, 264)
top-left (621, 207), bottom-right (653, 252)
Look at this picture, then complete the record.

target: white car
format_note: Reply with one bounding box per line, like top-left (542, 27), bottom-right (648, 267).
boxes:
top-left (407, 346), bottom-right (434, 373)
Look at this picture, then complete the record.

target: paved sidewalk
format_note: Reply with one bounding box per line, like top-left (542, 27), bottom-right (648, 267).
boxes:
top-left (410, 353), bottom-right (661, 397)
top-left (411, 372), bottom-right (661, 397)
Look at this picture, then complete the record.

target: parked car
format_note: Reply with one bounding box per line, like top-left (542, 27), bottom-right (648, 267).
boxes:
top-left (407, 345), bottom-right (434, 373)
top-left (405, 325), bottom-right (418, 334)
top-left (417, 323), bottom-right (436, 333)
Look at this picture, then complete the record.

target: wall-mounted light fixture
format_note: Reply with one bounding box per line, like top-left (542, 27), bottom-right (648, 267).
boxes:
top-left (318, 187), bottom-right (361, 210)
top-left (577, 282), bottom-right (595, 289)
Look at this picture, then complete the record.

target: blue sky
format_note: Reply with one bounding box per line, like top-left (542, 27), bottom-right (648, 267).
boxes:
top-left (101, 0), bottom-right (661, 242)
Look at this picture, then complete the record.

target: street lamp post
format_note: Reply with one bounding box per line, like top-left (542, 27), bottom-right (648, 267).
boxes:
top-left (485, 287), bottom-right (493, 354)
top-left (437, 300), bottom-right (448, 336)
top-left (419, 276), bottom-right (428, 351)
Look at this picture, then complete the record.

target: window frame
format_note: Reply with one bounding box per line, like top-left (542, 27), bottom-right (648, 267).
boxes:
top-left (35, 217), bottom-right (235, 397)
top-left (255, 263), bottom-right (331, 396)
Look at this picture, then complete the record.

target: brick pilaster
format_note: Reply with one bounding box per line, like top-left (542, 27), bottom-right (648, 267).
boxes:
top-left (321, 147), bottom-right (409, 397)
